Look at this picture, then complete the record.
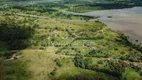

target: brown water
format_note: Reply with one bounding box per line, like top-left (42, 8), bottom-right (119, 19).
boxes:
top-left (82, 7), bottom-right (142, 44)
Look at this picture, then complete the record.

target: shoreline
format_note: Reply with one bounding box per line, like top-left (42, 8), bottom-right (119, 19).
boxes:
top-left (81, 7), bottom-right (142, 45)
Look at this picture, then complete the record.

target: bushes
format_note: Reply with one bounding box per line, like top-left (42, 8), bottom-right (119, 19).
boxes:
top-left (3, 60), bottom-right (31, 80)
top-left (90, 50), bottom-right (112, 58)
top-left (0, 59), bottom-right (5, 80)
top-left (74, 54), bottom-right (85, 69)
top-left (119, 34), bottom-right (142, 52)
top-left (74, 54), bottom-right (92, 69)
top-left (55, 59), bottom-right (62, 67)
top-left (50, 68), bottom-right (57, 76)
top-left (126, 51), bottom-right (142, 62)
top-left (74, 54), bottom-right (126, 78)
top-left (107, 60), bottom-right (125, 77)
top-left (36, 8), bottom-right (57, 13)
top-left (87, 60), bottom-right (125, 77)
top-left (122, 68), bottom-right (141, 80)
top-left (0, 50), bottom-right (18, 57)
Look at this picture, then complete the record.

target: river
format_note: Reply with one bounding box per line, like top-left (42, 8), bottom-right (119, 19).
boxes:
top-left (79, 7), bottom-right (142, 44)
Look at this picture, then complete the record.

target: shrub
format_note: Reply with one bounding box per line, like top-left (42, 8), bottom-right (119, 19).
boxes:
top-left (55, 59), bottom-right (62, 67)
top-left (74, 54), bottom-right (85, 69)
top-left (122, 68), bottom-right (141, 80)
top-left (50, 68), bottom-right (57, 76)
top-left (74, 54), bottom-right (92, 69)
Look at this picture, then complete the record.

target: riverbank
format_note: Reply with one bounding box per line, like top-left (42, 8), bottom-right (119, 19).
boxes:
top-left (77, 7), bottom-right (142, 45)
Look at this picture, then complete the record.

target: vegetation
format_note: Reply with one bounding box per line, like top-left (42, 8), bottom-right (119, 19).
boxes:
top-left (122, 68), bottom-right (141, 80)
top-left (0, 0), bottom-right (142, 80)
top-left (66, 0), bottom-right (142, 13)
top-left (0, 17), bottom-right (35, 50)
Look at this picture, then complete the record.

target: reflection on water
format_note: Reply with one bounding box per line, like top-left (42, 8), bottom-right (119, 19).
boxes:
top-left (83, 7), bottom-right (142, 44)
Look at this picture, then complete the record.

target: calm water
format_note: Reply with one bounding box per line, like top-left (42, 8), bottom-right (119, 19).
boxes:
top-left (82, 7), bottom-right (142, 44)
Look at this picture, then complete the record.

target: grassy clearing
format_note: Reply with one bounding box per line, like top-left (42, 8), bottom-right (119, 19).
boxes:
top-left (22, 47), bottom-right (57, 80)
top-left (21, 48), bottom-right (119, 80)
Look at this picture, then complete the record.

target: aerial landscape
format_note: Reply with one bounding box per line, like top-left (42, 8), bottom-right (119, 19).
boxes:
top-left (0, 0), bottom-right (142, 80)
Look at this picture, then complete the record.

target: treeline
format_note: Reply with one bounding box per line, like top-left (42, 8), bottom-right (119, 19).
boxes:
top-left (74, 54), bottom-right (141, 79)
top-left (87, 3), bottom-right (135, 9)
top-left (66, 0), bottom-right (142, 6)
top-left (117, 34), bottom-right (142, 62)
top-left (70, 2), bottom-right (139, 11)
top-left (0, 17), bottom-right (35, 50)
top-left (74, 54), bottom-right (123, 79)
top-left (66, 0), bottom-right (142, 12)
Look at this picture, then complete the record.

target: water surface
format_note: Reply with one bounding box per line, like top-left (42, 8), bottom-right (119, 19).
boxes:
top-left (83, 7), bottom-right (142, 44)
